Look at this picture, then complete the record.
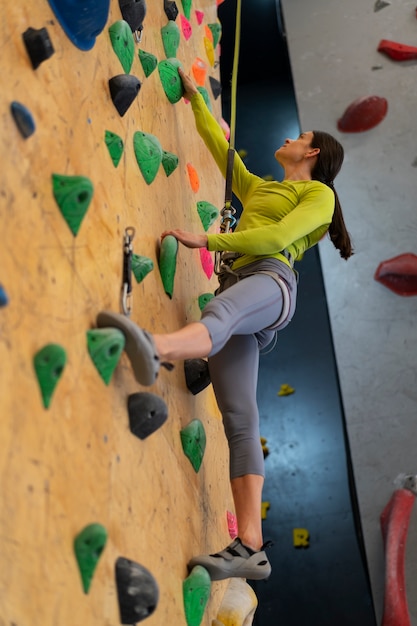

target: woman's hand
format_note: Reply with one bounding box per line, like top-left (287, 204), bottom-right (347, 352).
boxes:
top-left (178, 67), bottom-right (198, 100)
top-left (161, 229), bottom-right (208, 249)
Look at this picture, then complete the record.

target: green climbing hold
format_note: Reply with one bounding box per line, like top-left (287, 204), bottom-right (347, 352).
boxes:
top-left (133, 131), bottom-right (163, 184)
top-left (86, 328), bottom-right (125, 385)
top-left (52, 173), bottom-right (94, 236)
top-left (158, 58), bottom-right (184, 103)
top-left (197, 86), bottom-right (212, 112)
top-left (74, 523), bottom-right (108, 594)
top-left (197, 201), bottom-right (219, 231)
top-left (158, 234), bottom-right (178, 299)
top-left (33, 343), bottom-right (67, 409)
top-left (138, 49), bottom-right (157, 77)
top-left (181, 0), bottom-right (192, 20)
top-left (105, 130), bottom-right (124, 167)
top-left (161, 20), bottom-right (180, 58)
top-left (109, 20), bottom-right (135, 73)
top-left (198, 293), bottom-right (214, 311)
top-left (131, 254), bottom-right (154, 283)
top-left (162, 150), bottom-right (179, 177)
top-left (183, 565), bottom-right (211, 626)
top-left (208, 22), bottom-right (222, 48)
top-left (180, 419), bottom-right (206, 472)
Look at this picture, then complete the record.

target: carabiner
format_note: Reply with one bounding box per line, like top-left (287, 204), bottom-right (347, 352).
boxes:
top-left (122, 227), bottom-right (136, 316)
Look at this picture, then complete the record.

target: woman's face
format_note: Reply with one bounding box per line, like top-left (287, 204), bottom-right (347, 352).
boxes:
top-left (274, 131), bottom-right (315, 164)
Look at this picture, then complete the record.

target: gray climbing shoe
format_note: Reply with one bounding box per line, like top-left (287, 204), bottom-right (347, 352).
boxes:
top-left (96, 311), bottom-right (173, 386)
top-left (188, 538), bottom-right (272, 581)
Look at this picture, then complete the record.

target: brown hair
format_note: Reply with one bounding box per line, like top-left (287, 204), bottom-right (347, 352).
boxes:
top-left (311, 130), bottom-right (353, 260)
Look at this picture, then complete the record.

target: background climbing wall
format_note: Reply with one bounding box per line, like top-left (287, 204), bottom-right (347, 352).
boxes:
top-left (0, 1), bottom-right (234, 624)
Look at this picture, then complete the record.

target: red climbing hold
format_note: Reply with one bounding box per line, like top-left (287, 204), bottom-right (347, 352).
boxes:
top-left (337, 95), bottom-right (388, 132)
top-left (378, 39), bottom-right (417, 61)
top-left (374, 253), bottom-right (417, 296)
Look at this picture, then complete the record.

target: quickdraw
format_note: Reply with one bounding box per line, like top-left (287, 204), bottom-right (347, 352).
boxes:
top-left (122, 226), bottom-right (136, 316)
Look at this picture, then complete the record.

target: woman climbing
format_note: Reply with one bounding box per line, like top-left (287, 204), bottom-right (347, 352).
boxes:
top-left (97, 67), bottom-right (353, 581)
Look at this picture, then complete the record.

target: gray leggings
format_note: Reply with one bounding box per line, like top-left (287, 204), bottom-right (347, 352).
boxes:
top-left (200, 267), bottom-right (297, 479)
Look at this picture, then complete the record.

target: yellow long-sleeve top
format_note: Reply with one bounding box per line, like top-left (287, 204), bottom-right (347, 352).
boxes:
top-left (190, 92), bottom-right (335, 271)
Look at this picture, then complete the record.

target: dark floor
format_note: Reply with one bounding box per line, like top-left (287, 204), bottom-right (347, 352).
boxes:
top-left (217, 1), bottom-right (377, 624)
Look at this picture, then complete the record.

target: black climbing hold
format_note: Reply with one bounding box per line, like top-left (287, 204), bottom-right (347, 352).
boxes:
top-left (10, 102), bottom-right (35, 139)
top-left (109, 74), bottom-right (142, 117)
top-left (209, 76), bottom-right (222, 100)
top-left (47, 0), bottom-right (110, 51)
top-left (164, 0), bottom-right (178, 21)
top-left (119, 0), bottom-right (147, 35)
top-left (22, 27), bottom-right (55, 69)
top-left (127, 392), bottom-right (168, 439)
top-left (115, 556), bottom-right (159, 623)
top-left (184, 359), bottom-right (211, 395)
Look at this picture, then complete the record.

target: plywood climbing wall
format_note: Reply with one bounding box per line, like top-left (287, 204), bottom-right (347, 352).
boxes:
top-left (0, 1), bottom-right (233, 624)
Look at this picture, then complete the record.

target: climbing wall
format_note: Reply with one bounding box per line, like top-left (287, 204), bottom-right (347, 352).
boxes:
top-left (0, 1), bottom-right (234, 624)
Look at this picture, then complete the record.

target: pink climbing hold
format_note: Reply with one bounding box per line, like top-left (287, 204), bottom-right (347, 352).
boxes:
top-left (227, 511), bottom-right (238, 539)
top-left (180, 14), bottom-right (192, 40)
top-left (220, 118), bottom-right (230, 141)
top-left (374, 253), bottom-right (417, 296)
top-left (199, 247), bottom-right (214, 279)
top-left (378, 39), bottom-right (417, 61)
top-left (195, 9), bottom-right (204, 25)
top-left (337, 95), bottom-right (388, 132)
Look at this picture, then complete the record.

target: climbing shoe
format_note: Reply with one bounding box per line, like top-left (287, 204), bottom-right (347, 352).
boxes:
top-left (188, 538), bottom-right (272, 581)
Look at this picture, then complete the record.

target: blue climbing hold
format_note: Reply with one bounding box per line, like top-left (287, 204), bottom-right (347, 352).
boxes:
top-left (0, 285), bottom-right (8, 307)
top-left (47, 0), bottom-right (110, 51)
top-left (10, 102), bottom-right (35, 139)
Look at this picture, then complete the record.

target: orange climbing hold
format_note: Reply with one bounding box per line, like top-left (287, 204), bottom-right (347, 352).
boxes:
top-left (192, 57), bottom-right (207, 86)
top-left (186, 163), bottom-right (200, 192)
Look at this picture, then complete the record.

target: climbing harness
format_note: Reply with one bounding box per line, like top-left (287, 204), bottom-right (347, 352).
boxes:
top-left (122, 226), bottom-right (136, 316)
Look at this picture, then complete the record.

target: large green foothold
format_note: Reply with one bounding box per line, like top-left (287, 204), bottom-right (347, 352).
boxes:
top-left (74, 523), bottom-right (108, 594)
top-left (158, 234), bottom-right (178, 298)
top-left (180, 419), bottom-right (206, 472)
top-left (181, 0), bottom-right (192, 20)
top-left (183, 565), bottom-right (211, 626)
top-left (162, 150), bottom-right (179, 177)
top-left (158, 58), bottom-right (184, 104)
top-left (198, 293), bottom-right (214, 311)
top-left (133, 131), bottom-right (163, 184)
top-left (86, 328), bottom-right (125, 385)
top-left (197, 201), bottom-right (219, 231)
top-left (105, 130), bottom-right (124, 167)
top-left (138, 49), bottom-right (158, 77)
top-left (208, 22), bottom-right (222, 48)
top-left (161, 20), bottom-right (180, 58)
top-left (197, 86), bottom-right (212, 112)
top-left (131, 254), bottom-right (154, 283)
top-left (33, 343), bottom-right (67, 409)
top-left (109, 20), bottom-right (135, 73)
top-left (52, 173), bottom-right (94, 236)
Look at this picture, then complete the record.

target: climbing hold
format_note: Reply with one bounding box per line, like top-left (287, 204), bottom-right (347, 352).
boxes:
top-left (277, 383), bottom-right (295, 396)
top-left (46, 0), bottom-right (110, 51)
top-left (119, 0), bottom-right (147, 40)
top-left (227, 511), bottom-right (238, 539)
top-left (220, 118), bottom-right (230, 140)
top-left (22, 27), bottom-right (55, 69)
top-left (180, 15), bottom-right (192, 40)
top-left (105, 130), bottom-right (124, 167)
top-left (198, 293), bottom-right (214, 311)
top-left (187, 163), bottom-right (200, 192)
top-left (261, 436), bottom-right (269, 459)
top-left (33, 343), bottom-right (67, 409)
top-left (197, 86), bottom-right (212, 112)
top-left (109, 74), bottom-right (142, 117)
top-left (86, 328), bottom-right (125, 385)
top-left (161, 20), bottom-right (180, 58)
top-left (138, 49), bottom-right (157, 77)
top-left (133, 131), bottom-right (163, 184)
top-left (158, 234), bottom-right (178, 298)
top-left (127, 391), bottom-right (168, 439)
top-left (237, 148), bottom-right (248, 159)
top-left (293, 528), bottom-right (310, 548)
top-left (10, 102), bottom-right (35, 139)
top-left (216, 578), bottom-right (258, 626)
top-left (74, 523), bottom-right (108, 593)
top-left (109, 20), bottom-right (135, 74)
top-left (197, 201), bottom-right (219, 231)
top-left (0, 285), bottom-right (8, 307)
top-left (184, 359), bottom-right (211, 395)
top-left (207, 22), bottom-right (221, 48)
top-left (192, 58), bottom-right (207, 86)
top-left (378, 39), bottom-right (417, 62)
top-left (115, 556), bottom-right (159, 623)
top-left (131, 253), bottom-right (154, 282)
top-left (374, 253), bottom-right (417, 296)
top-left (162, 150), bottom-right (179, 177)
top-left (52, 173), bottom-right (94, 236)
top-left (374, 0), bottom-right (391, 10)
top-left (164, 0), bottom-right (179, 21)
top-left (183, 566), bottom-right (211, 626)
top-left (261, 501), bottom-right (270, 520)
top-left (209, 76), bottom-right (221, 99)
top-left (181, 0), bottom-right (192, 20)
top-left (204, 26), bottom-right (215, 67)
top-left (180, 419), bottom-right (206, 472)
top-left (195, 10), bottom-right (204, 25)
top-left (337, 95), bottom-right (388, 133)
top-left (158, 58), bottom-right (184, 103)
top-left (199, 248), bottom-right (214, 280)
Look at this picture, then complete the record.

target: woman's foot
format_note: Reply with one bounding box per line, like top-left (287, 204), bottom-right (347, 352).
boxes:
top-left (188, 538), bottom-right (271, 581)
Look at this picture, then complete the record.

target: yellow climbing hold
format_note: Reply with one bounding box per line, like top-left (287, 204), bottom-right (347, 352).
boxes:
top-left (214, 577), bottom-right (258, 626)
top-left (277, 383), bottom-right (295, 396)
top-left (261, 501), bottom-right (270, 520)
top-left (293, 528), bottom-right (310, 548)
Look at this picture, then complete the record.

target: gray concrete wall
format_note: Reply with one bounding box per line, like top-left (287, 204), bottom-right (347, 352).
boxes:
top-left (281, 0), bottom-right (417, 622)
